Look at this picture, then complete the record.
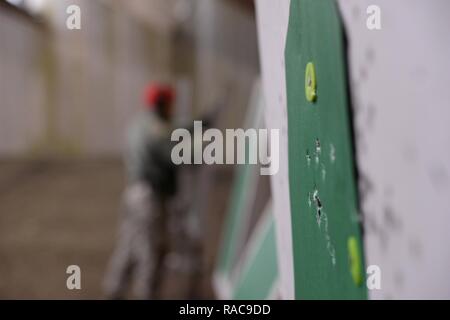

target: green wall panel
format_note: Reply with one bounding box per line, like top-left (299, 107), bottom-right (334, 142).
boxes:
top-left (285, 0), bottom-right (366, 299)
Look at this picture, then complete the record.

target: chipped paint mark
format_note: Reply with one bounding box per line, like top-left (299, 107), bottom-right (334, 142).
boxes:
top-left (306, 149), bottom-right (311, 166)
top-left (315, 138), bottom-right (321, 155)
top-left (322, 211), bottom-right (336, 266)
top-left (311, 188), bottom-right (336, 266)
top-left (321, 164), bottom-right (326, 181)
top-left (384, 205), bottom-right (402, 230)
top-left (408, 237), bottom-right (423, 260)
top-left (330, 143), bottom-right (336, 163)
top-left (311, 189), bottom-right (321, 226)
top-left (311, 138), bottom-right (321, 165)
top-left (429, 164), bottom-right (450, 191)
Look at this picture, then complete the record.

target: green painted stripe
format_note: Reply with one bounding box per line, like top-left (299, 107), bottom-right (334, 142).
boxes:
top-left (233, 213), bottom-right (278, 300)
top-left (217, 158), bottom-right (255, 274)
top-left (216, 85), bottom-right (265, 275)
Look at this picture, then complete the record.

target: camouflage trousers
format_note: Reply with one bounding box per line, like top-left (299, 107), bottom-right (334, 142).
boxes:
top-left (103, 182), bottom-right (168, 299)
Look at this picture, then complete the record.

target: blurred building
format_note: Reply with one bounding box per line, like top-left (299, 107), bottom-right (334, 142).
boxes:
top-left (0, 0), bottom-right (258, 158)
top-left (0, 0), bottom-right (260, 299)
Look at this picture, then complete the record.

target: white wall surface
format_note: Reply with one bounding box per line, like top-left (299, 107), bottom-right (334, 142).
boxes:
top-left (255, 0), bottom-right (294, 300)
top-left (338, 0), bottom-right (450, 299)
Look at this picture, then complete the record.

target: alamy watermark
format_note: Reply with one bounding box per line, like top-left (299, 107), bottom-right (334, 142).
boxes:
top-left (66, 265), bottom-right (81, 290)
top-left (66, 4), bottom-right (81, 30)
top-left (366, 5), bottom-right (381, 30)
top-left (171, 121), bottom-right (279, 175)
top-left (366, 265), bottom-right (381, 290)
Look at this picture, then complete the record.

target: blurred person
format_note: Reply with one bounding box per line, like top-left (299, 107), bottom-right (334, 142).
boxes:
top-left (103, 83), bottom-right (177, 299)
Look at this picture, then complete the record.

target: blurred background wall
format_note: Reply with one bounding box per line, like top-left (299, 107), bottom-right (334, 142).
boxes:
top-left (0, 0), bottom-right (259, 298)
top-left (0, 0), bottom-right (258, 158)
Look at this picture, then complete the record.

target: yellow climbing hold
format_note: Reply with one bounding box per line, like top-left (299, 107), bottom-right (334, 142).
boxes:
top-left (348, 236), bottom-right (363, 286)
top-left (305, 62), bottom-right (317, 102)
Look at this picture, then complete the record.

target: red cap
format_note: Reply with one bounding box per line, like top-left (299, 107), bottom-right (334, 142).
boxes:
top-left (144, 84), bottom-right (175, 109)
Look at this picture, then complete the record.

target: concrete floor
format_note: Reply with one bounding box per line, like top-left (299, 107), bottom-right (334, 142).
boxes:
top-left (0, 160), bottom-right (231, 299)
